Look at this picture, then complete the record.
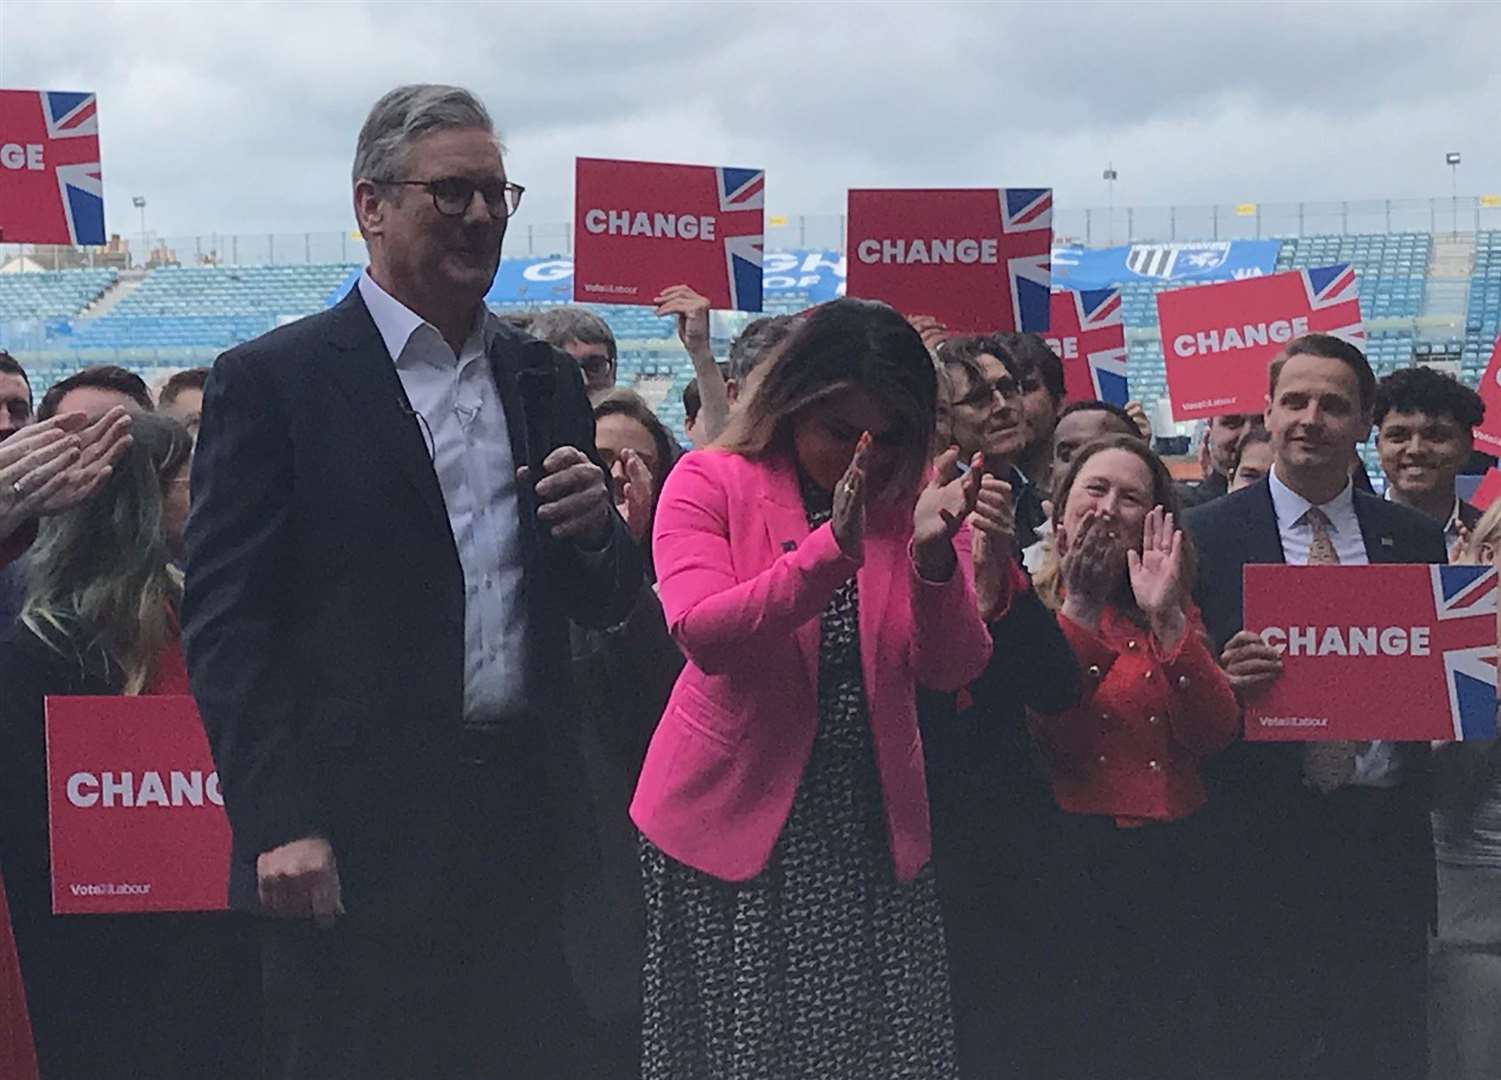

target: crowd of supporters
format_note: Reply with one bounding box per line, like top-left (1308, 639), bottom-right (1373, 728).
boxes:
top-left (1, 81), bottom-right (1500, 1080)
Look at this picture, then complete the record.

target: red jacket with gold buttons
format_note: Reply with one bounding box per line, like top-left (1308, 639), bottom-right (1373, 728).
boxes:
top-left (1029, 603), bottom-right (1239, 826)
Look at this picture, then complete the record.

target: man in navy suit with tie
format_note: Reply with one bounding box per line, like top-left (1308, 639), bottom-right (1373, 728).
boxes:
top-left (1185, 334), bottom-right (1445, 1080)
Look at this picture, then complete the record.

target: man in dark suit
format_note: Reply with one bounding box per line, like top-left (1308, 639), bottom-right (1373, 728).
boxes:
top-left (182, 84), bottom-right (641, 1080)
top-left (1374, 364), bottom-right (1486, 556)
top-left (1185, 333), bottom-right (1444, 1080)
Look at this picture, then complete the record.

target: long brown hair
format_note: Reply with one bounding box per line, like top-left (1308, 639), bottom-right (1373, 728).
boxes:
top-left (716, 298), bottom-right (937, 498)
top-left (22, 413), bottom-right (193, 693)
top-left (1033, 433), bottom-right (1197, 620)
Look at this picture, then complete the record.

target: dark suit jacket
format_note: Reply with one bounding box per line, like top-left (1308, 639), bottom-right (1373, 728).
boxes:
top-left (181, 289), bottom-right (641, 940)
top-left (1183, 478), bottom-right (1444, 913)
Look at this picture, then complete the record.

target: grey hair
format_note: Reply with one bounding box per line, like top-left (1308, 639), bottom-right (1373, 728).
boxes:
top-left (528, 306), bottom-right (617, 363)
top-left (352, 84), bottom-right (497, 183)
top-left (727, 315), bottom-right (795, 382)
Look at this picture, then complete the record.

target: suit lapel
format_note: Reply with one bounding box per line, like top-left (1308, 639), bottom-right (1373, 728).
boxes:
top-left (759, 456), bottom-right (821, 694)
top-left (1353, 492), bottom-right (1402, 564)
top-left (1248, 480), bottom-right (1287, 564)
top-left (323, 289), bottom-right (450, 534)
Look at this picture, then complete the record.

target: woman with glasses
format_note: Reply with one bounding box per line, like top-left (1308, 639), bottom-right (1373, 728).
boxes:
top-left (631, 299), bottom-right (997, 1079)
top-left (0, 414), bottom-right (259, 1078)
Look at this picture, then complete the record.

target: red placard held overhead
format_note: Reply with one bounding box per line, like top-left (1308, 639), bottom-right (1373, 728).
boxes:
top-left (1242, 564), bottom-right (1497, 742)
top-left (573, 157), bottom-right (764, 312)
top-left (1472, 334), bottom-right (1501, 456)
top-left (1047, 287), bottom-right (1127, 405)
top-left (845, 188), bottom-right (1052, 334)
top-left (1157, 264), bottom-right (1364, 421)
top-left (47, 696), bottom-right (230, 914)
top-left (0, 90), bottom-right (104, 245)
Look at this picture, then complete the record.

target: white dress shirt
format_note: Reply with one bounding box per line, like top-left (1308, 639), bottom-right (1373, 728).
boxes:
top-left (1268, 465), bottom-right (1399, 786)
top-left (358, 271), bottom-right (529, 724)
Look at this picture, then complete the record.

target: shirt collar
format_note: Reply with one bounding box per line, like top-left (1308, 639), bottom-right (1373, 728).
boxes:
top-left (1269, 464), bottom-right (1355, 531)
top-left (357, 269), bottom-right (492, 368)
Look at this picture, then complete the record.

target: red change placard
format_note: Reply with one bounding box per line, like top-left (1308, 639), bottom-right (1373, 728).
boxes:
top-left (1157, 264), bottom-right (1364, 421)
top-left (573, 157), bottom-right (764, 311)
top-left (1242, 564), bottom-right (1497, 742)
top-left (845, 188), bottom-right (1052, 334)
top-left (1473, 333), bottom-right (1501, 456)
top-left (46, 695), bottom-right (229, 914)
top-left (0, 90), bottom-right (104, 245)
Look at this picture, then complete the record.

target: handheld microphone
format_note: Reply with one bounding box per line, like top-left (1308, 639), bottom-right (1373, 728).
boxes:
top-left (515, 348), bottom-right (557, 475)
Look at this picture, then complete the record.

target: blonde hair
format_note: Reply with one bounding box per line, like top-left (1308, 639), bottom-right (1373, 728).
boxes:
top-left (1463, 500), bottom-right (1501, 565)
top-left (22, 413), bottom-right (192, 694)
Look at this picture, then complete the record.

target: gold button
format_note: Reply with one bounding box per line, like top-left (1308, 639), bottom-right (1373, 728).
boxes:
top-left (1127, 639), bottom-right (1138, 650)
top-left (1100, 713), bottom-right (1111, 724)
top-left (1149, 760), bottom-right (1161, 771)
top-left (1177, 675), bottom-right (1190, 689)
top-left (1144, 670), bottom-right (1154, 681)
top-left (1097, 754), bottom-right (1108, 765)
top-left (1149, 715), bottom-right (1161, 725)
top-left (1088, 665), bottom-right (1102, 679)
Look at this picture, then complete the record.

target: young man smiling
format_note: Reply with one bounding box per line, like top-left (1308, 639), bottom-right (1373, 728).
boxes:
top-left (1373, 365), bottom-right (1485, 554)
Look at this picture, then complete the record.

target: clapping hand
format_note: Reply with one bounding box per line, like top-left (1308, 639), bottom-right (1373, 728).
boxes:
top-left (518, 446), bottom-right (612, 547)
top-left (831, 433), bottom-right (871, 563)
top-left (612, 448), bottom-right (655, 543)
top-left (912, 447), bottom-right (983, 582)
top-left (970, 473), bottom-right (1015, 620)
top-left (0, 406), bottom-right (132, 542)
top-left (1128, 505), bottom-right (1186, 650)
top-left (1059, 510), bottom-right (1124, 631)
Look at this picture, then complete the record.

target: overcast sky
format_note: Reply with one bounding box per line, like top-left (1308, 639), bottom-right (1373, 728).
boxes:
top-left (3, 0), bottom-right (1499, 247)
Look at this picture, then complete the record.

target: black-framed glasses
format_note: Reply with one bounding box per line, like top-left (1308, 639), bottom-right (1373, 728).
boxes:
top-left (377, 176), bottom-right (525, 219)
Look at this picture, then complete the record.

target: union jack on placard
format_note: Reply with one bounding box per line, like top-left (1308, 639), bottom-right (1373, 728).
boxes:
top-left (1075, 287), bottom-right (1127, 404)
top-left (0, 90), bottom-right (105, 246)
top-left (1300, 263), bottom-right (1365, 349)
top-left (716, 167), bottom-right (764, 312)
top-left (1429, 565), bottom-right (1499, 740)
top-left (1000, 188), bottom-right (1053, 332)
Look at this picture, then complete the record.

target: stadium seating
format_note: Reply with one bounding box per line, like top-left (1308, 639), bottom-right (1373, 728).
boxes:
top-left (0, 230), bottom-right (1467, 458)
top-left (0, 267), bottom-right (116, 322)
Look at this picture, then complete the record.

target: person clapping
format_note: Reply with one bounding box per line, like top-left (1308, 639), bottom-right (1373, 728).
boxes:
top-left (1029, 434), bottom-right (1238, 1080)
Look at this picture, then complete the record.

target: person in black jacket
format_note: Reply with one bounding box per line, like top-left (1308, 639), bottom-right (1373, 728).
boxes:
top-left (0, 413), bottom-right (258, 1079)
top-left (181, 85), bottom-right (640, 1080)
top-left (1185, 334), bottom-right (1445, 1080)
top-left (922, 463), bottom-right (1082, 1080)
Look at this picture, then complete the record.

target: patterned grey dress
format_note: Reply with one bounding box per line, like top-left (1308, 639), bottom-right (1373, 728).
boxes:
top-left (639, 477), bottom-right (959, 1080)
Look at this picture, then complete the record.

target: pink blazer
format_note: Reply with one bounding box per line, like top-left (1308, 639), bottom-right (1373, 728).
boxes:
top-left (630, 449), bottom-right (992, 883)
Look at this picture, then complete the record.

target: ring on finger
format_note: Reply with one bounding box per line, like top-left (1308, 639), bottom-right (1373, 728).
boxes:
top-left (10, 480), bottom-right (23, 498)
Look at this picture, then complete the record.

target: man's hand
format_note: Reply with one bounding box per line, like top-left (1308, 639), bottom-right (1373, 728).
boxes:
top-left (0, 407), bottom-right (132, 543)
top-left (654, 285), bottom-right (712, 362)
top-left (1219, 629), bottom-right (1282, 700)
top-left (612, 448), bottom-right (655, 543)
top-left (519, 446), bottom-right (611, 547)
top-left (907, 314), bottom-right (950, 358)
top-left (257, 836), bottom-right (344, 928)
top-left (1124, 400), bottom-right (1153, 443)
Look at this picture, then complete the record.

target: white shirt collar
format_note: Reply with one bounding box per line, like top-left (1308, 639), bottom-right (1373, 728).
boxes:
top-left (1268, 463), bottom-right (1355, 532)
top-left (357, 269), bottom-right (491, 368)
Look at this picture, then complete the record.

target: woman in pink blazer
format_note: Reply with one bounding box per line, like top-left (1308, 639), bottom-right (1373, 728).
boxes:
top-left (631, 299), bottom-right (994, 1079)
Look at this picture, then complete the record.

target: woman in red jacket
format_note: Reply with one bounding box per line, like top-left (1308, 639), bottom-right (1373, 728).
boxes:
top-left (1029, 434), bottom-right (1238, 1080)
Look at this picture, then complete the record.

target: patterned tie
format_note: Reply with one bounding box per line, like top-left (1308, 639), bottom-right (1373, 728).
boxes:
top-left (1300, 506), bottom-right (1360, 793)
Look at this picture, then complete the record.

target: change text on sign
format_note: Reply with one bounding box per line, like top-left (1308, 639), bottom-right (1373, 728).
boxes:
top-left (854, 238), bottom-right (999, 266)
top-left (0, 143), bottom-right (44, 171)
top-left (1171, 316), bottom-right (1310, 358)
top-left (583, 209), bottom-right (717, 241)
top-left (1260, 625), bottom-right (1431, 658)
